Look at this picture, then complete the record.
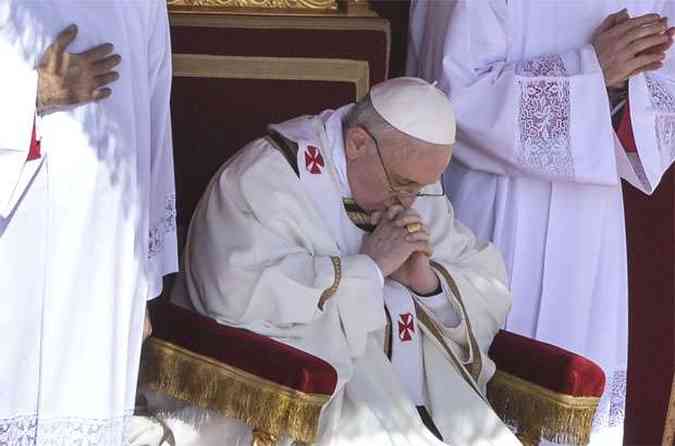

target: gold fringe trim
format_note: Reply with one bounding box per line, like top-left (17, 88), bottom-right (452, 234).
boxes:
top-left (487, 370), bottom-right (600, 445)
top-left (140, 338), bottom-right (330, 443)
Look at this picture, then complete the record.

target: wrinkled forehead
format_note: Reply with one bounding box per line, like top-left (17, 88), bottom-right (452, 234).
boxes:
top-left (384, 137), bottom-right (452, 184)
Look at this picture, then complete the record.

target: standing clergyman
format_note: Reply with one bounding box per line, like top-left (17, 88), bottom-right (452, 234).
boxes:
top-left (0, 1), bottom-right (177, 444)
top-left (408, 2), bottom-right (675, 444)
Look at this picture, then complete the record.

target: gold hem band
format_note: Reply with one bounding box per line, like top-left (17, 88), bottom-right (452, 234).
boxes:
top-left (488, 370), bottom-right (600, 445)
top-left (141, 338), bottom-right (330, 443)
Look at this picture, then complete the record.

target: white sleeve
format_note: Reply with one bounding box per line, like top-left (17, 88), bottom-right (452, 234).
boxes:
top-left (409, 0), bottom-right (619, 186)
top-left (0, 31), bottom-right (38, 218)
top-left (616, 70), bottom-right (675, 194)
top-left (146, 1), bottom-right (178, 299)
top-left (417, 289), bottom-right (462, 328)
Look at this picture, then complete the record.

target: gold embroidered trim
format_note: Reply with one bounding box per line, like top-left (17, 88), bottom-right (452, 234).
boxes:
top-left (140, 338), bottom-right (330, 443)
top-left (319, 256), bottom-right (341, 309)
top-left (173, 54), bottom-right (370, 100)
top-left (487, 370), bottom-right (600, 445)
top-left (414, 305), bottom-right (486, 403)
top-left (167, 0), bottom-right (338, 11)
top-left (430, 261), bottom-right (483, 381)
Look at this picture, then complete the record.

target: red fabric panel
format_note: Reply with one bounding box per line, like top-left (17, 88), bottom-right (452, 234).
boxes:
top-left (616, 100), bottom-right (637, 153)
top-left (171, 26), bottom-right (388, 86)
top-left (622, 173), bottom-right (675, 445)
top-left (148, 301), bottom-right (338, 396)
top-left (27, 120), bottom-right (41, 161)
top-left (489, 330), bottom-right (606, 397)
top-left (370, 0), bottom-right (410, 78)
top-left (171, 77), bottom-right (355, 246)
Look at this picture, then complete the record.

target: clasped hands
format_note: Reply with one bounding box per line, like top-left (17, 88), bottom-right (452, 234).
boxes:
top-left (593, 9), bottom-right (675, 89)
top-left (360, 205), bottom-right (440, 295)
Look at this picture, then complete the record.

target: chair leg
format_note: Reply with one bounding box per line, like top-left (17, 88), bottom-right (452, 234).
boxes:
top-left (251, 429), bottom-right (278, 446)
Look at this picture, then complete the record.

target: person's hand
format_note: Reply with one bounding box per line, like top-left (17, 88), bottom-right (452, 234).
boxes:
top-left (383, 207), bottom-right (440, 294)
top-left (143, 308), bottom-right (152, 341)
top-left (593, 10), bottom-right (674, 89)
top-left (360, 205), bottom-right (432, 278)
top-left (37, 24), bottom-right (121, 114)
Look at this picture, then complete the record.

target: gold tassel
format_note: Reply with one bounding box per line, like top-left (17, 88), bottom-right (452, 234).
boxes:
top-left (487, 371), bottom-right (601, 445)
top-left (140, 338), bottom-right (330, 444)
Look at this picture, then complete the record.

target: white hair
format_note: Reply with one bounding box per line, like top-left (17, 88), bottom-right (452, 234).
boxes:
top-left (343, 95), bottom-right (394, 136)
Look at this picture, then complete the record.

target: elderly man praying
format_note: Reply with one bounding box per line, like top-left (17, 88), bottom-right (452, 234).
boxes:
top-left (181, 77), bottom-right (519, 446)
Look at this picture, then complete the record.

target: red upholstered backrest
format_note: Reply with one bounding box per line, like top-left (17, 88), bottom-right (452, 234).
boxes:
top-left (149, 301), bottom-right (338, 396)
top-left (489, 330), bottom-right (606, 398)
top-left (168, 13), bottom-right (390, 249)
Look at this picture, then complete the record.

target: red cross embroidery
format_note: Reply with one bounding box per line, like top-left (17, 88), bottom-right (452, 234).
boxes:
top-left (304, 146), bottom-right (324, 175)
top-left (398, 313), bottom-right (415, 342)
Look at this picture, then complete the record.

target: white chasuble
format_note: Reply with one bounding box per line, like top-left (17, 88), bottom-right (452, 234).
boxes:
top-left (183, 108), bottom-right (520, 445)
top-left (0, 2), bottom-right (177, 444)
top-left (408, 1), bottom-right (675, 444)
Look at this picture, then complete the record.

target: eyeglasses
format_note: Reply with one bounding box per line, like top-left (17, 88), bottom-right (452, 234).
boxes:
top-left (361, 126), bottom-right (446, 198)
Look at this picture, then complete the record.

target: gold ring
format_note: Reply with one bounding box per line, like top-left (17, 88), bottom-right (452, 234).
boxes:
top-left (406, 223), bottom-right (422, 233)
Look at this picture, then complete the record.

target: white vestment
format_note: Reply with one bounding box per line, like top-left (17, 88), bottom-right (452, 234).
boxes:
top-left (0, 1), bottom-right (177, 444)
top-left (408, 1), bottom-right (675, 444)
top-left (182, 107), bottom-right (520, 446)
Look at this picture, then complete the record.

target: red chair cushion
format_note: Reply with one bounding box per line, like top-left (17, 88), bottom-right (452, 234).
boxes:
top-left (149, 301), bottom-right (338, 396)
top-left (489, 330), bottom-right (606, 398)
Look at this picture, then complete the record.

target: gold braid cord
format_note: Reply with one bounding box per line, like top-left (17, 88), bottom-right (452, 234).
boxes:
top-left (487, 370), bottom-right (600, 446)
top-left (318, 256), bottom-right (341, 309)
top-left (140, 338), bottom-right (330, 443)
top-left (167, 0), bottom-right (337, 11)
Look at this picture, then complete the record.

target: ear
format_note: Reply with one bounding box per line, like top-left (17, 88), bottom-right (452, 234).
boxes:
top-left (344, 127), bottom-right (371, 161)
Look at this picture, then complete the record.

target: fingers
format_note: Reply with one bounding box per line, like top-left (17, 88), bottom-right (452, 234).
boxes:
top-left (78, 42), bottom-right (115, 62)
top-left (53, 24), bottom-right (78, 54)
top-left (405, 225), bottom-right (430, 243)
top-left (626, 33), bottom-right (671, 56)
top-left (393, 210), bottom-right (423, 229)
top-left (618, 19), bottom-right (668, 49)
top-left (626, 51), bottom-right (667, 74)
top-left (598, 9), bottom-right (628, 34)
top-left (92, 88), bottom-right (112, 102)
top-left (630, 61), bottom-right (664, 77)
top-left (610, 13), bottom-right (663, 39)
top-left (94, 71), bottom-right (120, 88)
top-left (47, 24), bottom-right (78, 71)
top-left (93, 54), bottom-right (122, 74)
top-left (386, 205), bottom-right (406, 221)
top-left (409, 241), bottom-right (433, 257)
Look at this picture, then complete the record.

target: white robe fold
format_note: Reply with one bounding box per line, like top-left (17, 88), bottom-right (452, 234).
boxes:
top-left (408, 1), bottom-right (675, 443)
top-left (182, 109), bottom-right (520, 446)
top-left (0, 2), bottom-right (177, 444)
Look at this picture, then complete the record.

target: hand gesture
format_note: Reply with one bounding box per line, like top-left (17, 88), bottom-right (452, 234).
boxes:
top-left (360, 205), bottom-right (431, 278)
top-left (593, 11), bottom-right (674, 89)
top-left (385, 207), bottom-right (440, 294)
top-left (38, 24), bottom-right (121, 114)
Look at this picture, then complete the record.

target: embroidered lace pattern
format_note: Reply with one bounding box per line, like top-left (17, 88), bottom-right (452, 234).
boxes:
top-left (516, 55), bottom-right (574, 178)
top-left (148, 194), bottom-right (176, 260)
top-left (646, 75), bottom-right (675, 164)
top-left (0, 413), bottom-right (131, 446)
top-left (592, 370), bottom-right (626, 430)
